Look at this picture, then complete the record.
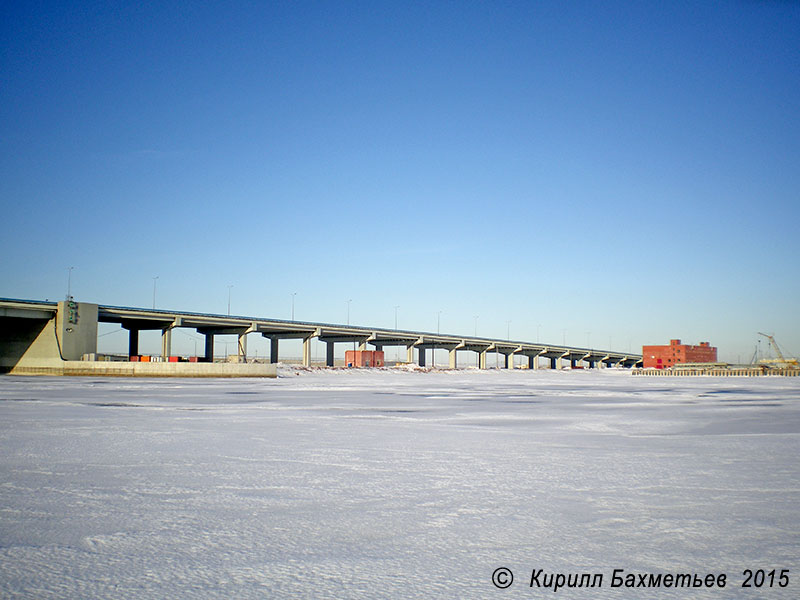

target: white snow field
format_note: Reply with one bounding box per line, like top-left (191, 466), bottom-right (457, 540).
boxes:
top-left (1, 368), bottom-right (798, 599)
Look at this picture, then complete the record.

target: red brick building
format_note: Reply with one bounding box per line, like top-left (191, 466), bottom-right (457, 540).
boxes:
top-left (642, 339), bottom-right (717, 369)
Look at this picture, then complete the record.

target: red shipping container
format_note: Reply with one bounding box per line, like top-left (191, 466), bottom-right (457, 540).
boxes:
top-left (345, 350), bottom-right (384, 368)
top-left (168, 356), bottom-right (179, 363)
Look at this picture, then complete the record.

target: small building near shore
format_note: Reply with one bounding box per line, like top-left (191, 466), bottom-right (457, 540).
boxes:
top-left (643, 339), bottom-right (717, 369)
top-left (345, 350), bottom-right (384, 368)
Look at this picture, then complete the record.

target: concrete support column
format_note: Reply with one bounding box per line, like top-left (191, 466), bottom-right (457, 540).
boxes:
top-left (358, 340), bottom-right (367, 351)
top-left (529, 355), bottom-right (536, 370)
top-left (588, 360), bottom-right (595, 369)
top-left (326, 342), bottom-right (335, 367)
top-left (479, 350), bottom-right (487, 369)
top-left (161, 328), bottom-right (172, 359)
top-left (449, 348), bottom-right (457, 369)
top-left (302, 336), bottom-right (312, 367)
top-left (204, 333), bottom-right (214, 362)
top-left (406, 346), bottom-right (414, 364)
top-left (418, 348), bottom-right (426, 367)
top-left (238, 333), bottom-right (247, 363)
top-left (128, 329), bottom-right (139, 358)
top-left (570, 359), bottom-right (577, 368)
top-left (505, 353), bottom-right (511, 369)
top-left (270, 338), bottom-right (279, 364)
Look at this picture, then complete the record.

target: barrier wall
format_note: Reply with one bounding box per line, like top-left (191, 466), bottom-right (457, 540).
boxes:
top-left (7, 361), bottom-right (277, 378)
top-left (633, 368), bottom-right (799, 377)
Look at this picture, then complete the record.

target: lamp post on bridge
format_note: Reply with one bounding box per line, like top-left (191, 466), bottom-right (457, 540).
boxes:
top-left (433, 311), bottom-right (441, 369)
top-left (66, 266), bottom-right (74, 301)
top-left (394, 305), bottom-right (400, 361)
top-left (227, 285), bottom-right (233, 316)
top-left (152, 276), bottom-right (158, 309)
top-left (291, 292), bottom-right (297, 321)
top-left (347, 299), bottom-right (354, 357)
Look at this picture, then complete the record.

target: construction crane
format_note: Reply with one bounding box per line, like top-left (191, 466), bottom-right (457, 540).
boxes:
top-left (757, 332), bottom-right (799, 368)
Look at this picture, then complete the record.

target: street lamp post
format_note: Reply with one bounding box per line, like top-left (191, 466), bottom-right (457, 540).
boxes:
top-left (291, 292), bottom-right (297, 321)
top-left (227, 285), bottom-right (233, 316)
top-left (394, 305), bottom-right (400, 361)
top-left (66, 266), bottom-right (74, 300)
top-left (152, 276), bottom-right (158, 309)
top-left (434, 311), bottom-right (442, 369)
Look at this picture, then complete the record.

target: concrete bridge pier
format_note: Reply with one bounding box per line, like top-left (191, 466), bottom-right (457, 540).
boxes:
top-left (418, 348), bottom-right (426, 367)
top-left (238, 333), bottom-right (247, 363)
top-left (161, 328), bottom-right (172, 359)
top-left (326, 342), bottom-right (335, 367)
top-left (550, 357), bottom-right (557, 369)
top-left (302, 336), bottom-right (313, 367)
top-left (128, 329), bottom-right (139, 357)
top-left (449, 348), bottom-right (457, 369)
top-left (479, 350), bottom-right (487, 369)
top-left (269, 337), bottom-right (279, 364)
top-left (204, 333), bottom-right (214, 362)
top-left (406, 346), bottom-right (414, 364)
top-left (528, 355), bottom-right (536, 369)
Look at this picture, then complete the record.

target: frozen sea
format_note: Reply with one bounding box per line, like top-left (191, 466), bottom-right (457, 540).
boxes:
top-left (1, 368), bottom-right (798, 599)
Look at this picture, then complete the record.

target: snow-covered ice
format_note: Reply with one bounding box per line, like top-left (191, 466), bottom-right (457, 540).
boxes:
top-left (1, 368), bottom-right (798, 598)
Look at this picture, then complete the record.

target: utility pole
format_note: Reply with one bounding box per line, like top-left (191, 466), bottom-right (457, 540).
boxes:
top-left (434, 311), bottom-right (442, 369)
top-left (227, 285), bottom-right (233, 316)
top-left (291, 292), bottom-right (297, 321)
top-left (66, 266), bottom-right (74, 300)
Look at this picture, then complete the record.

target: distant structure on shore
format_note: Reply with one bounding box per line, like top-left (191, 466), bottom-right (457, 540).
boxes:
top-left (637, 337), bottom-right (799, 377)
top-left (642, 339), bottom-right (717, 369)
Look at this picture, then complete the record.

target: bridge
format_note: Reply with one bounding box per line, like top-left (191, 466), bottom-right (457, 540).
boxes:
top-left (0, 298), bottom-right (643, 375)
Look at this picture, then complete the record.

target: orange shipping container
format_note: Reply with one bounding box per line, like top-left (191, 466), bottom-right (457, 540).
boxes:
top-left (345, 350), bottom-right (384, 368)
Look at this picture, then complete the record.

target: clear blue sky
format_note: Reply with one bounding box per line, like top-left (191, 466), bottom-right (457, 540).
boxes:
top-left (2, 1), bottom-right (799, 362)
